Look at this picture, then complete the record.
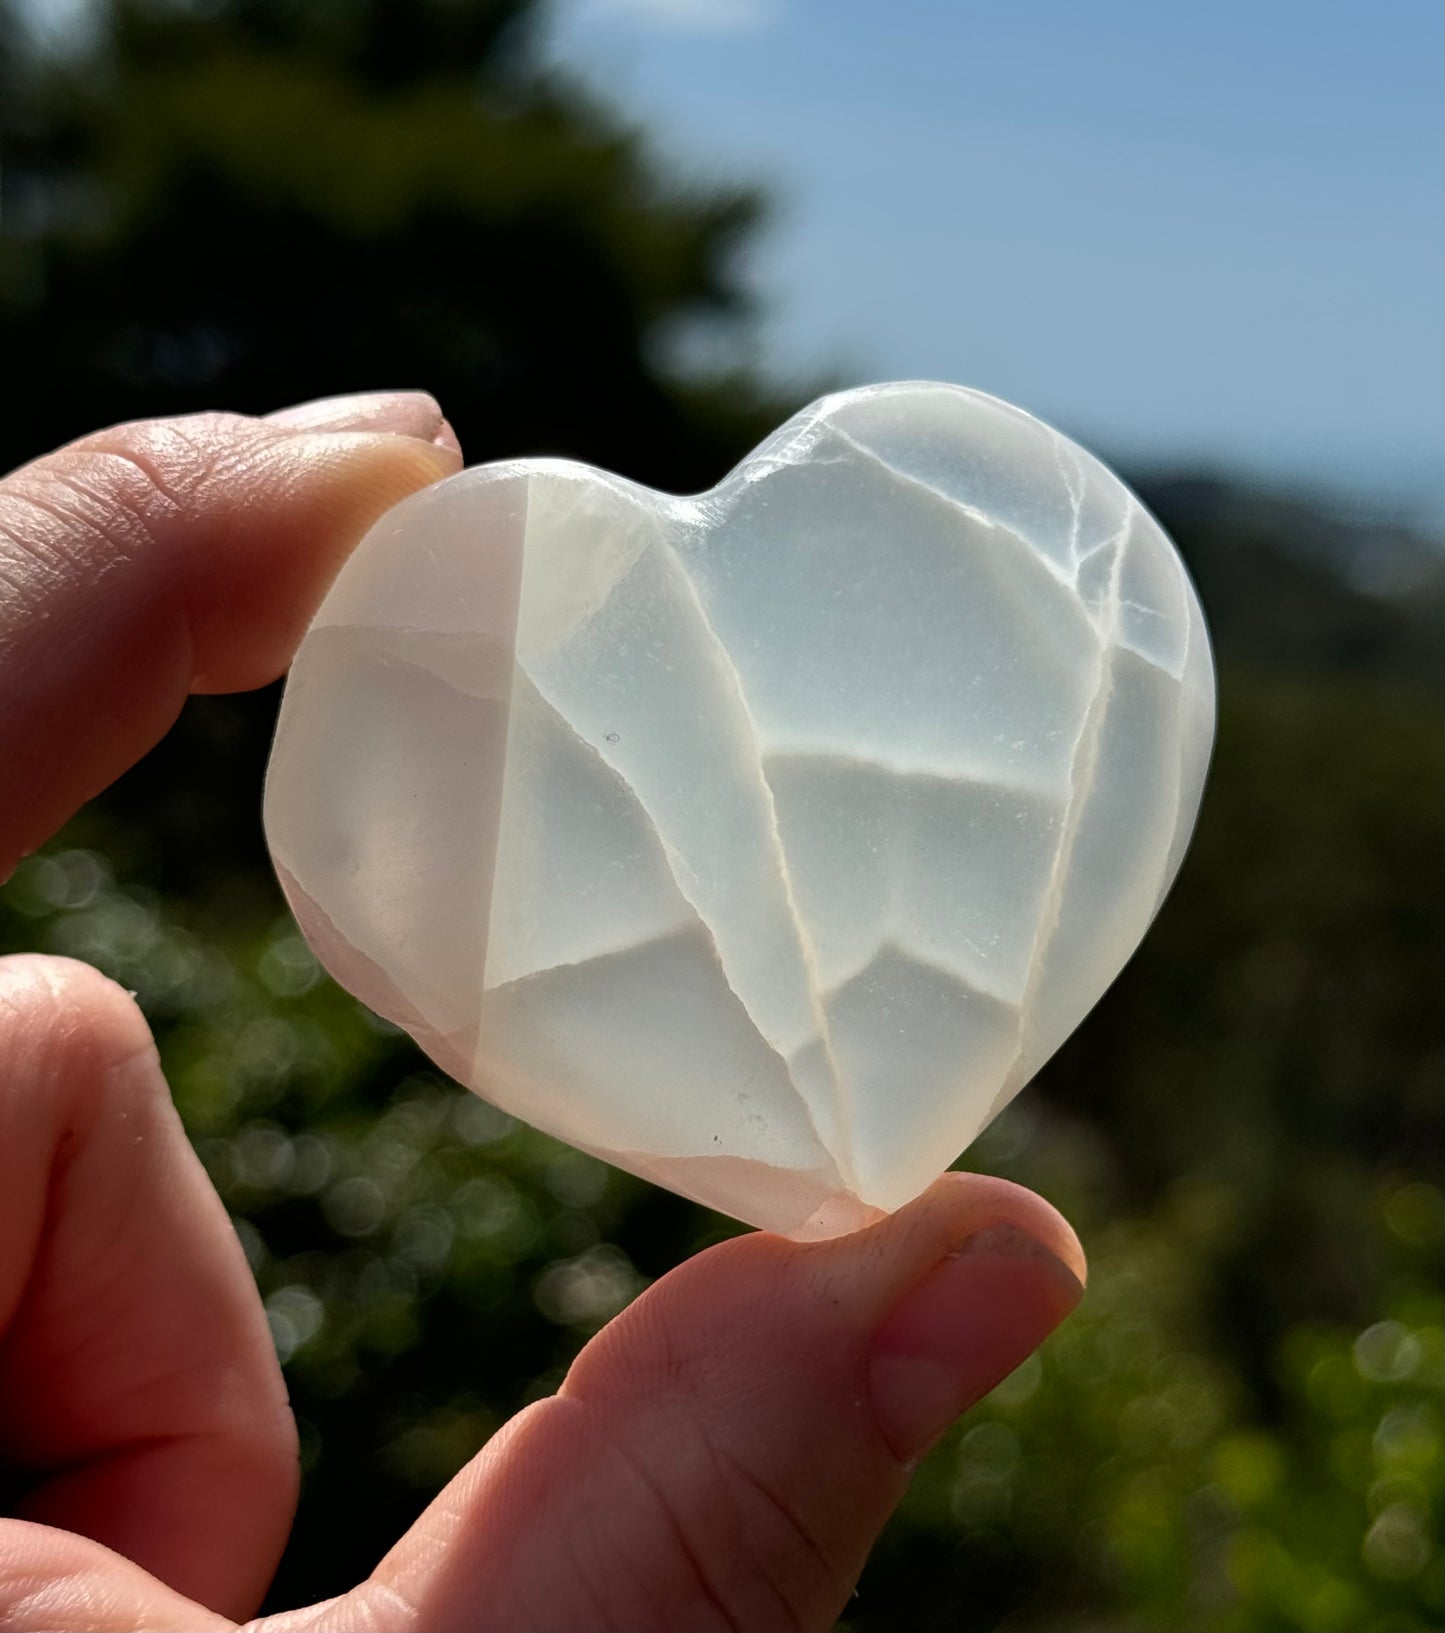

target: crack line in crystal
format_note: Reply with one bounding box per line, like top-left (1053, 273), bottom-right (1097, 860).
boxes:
top-left (1152, 604), bottom-right (1194, 913)
top-left (483, 668), bottom-right (695, 983)
top-left (1050, 431), bottom-right (1086, 572)
top-left (1119, 597), bottom-right (1171, 622)
top-left (649, 526), bottom-right (861, 1194)
top-left (524, 478), bottom-right (664, 660)
top-left (725, 400), bottom-right (834, 486)
top-left (761, 746), bottom-right (1068, 806)
top-left (1112, 632), bottom-right (1185, 681)
top-left (994, 512), bottom-right (1131, 1104)
top-left (1074, 509), bottom-right (1135, 583)
top-left (298, 624), bottom-right (515, 704)
top-left (482, 924), bottom-right (698, 994)
top-left (496, 664), bottom-right (849, 1195)
top-left (756, 755), bottom-right (1058, 1006)
top-left (1111, 594), bottom-right (1189, 682)
top-left (819, 937), bottom-right (1022, 1011)
top-left (820, 420), bottom-right (1084, 599)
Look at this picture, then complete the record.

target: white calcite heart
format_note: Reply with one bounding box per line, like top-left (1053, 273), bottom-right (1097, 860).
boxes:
top-left (264, 382), bottom-right (1215, 1238)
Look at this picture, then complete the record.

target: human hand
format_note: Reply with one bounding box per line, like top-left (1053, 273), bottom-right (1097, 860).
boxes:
top-left (0, 395), bottom-right (1086, 1632)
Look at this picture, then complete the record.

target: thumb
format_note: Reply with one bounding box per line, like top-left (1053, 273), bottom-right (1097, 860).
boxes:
top-left (0, 394), bottom-right (460, 872)
top-left (313, 1173), bottom-right (1084, 1633)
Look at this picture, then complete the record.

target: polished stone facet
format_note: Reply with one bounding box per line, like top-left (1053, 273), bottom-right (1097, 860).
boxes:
top-left (264, 382), bottom-right (1215, 1237)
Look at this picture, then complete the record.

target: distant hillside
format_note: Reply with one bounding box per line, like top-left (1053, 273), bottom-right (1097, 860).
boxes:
top-left (1134, 472), bottom-right (1444, 685)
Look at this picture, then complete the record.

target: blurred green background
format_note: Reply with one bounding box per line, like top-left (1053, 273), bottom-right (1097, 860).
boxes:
top-left (1, 4), bottom-right (1441, 1630)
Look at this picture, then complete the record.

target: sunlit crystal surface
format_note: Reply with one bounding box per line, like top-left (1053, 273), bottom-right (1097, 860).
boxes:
top-left (264, 382), bottom-right (1215, 1238)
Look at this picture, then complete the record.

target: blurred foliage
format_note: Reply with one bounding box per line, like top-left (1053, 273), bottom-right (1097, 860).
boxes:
top-left (1, 2), bottom-right (1442, 1630)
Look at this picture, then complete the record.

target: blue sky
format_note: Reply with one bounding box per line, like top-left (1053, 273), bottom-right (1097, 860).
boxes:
top-left (549, 0), bottom-right (1443, 521)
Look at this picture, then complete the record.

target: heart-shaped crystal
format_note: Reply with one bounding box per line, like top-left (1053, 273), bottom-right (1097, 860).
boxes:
top-left (264, 382), bottom-right (1214, 1238)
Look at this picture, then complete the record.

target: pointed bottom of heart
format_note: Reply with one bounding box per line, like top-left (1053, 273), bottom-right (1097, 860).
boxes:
top-left (582, 1145), bottom-right (890, 1241)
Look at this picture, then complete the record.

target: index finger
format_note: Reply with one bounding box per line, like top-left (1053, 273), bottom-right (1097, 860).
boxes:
top-left (0, 394), bottom-right (460, 872)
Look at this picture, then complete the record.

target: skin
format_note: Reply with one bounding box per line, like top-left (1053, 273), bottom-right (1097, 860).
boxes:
top-left (0, 393), bottom-right (1087, 1633)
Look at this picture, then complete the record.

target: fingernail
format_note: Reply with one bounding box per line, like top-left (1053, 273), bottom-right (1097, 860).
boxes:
top-left (868, 1222), bottom-right (1083, 1463)
top-left (267, 390), bottom-right (450, 442)
top-left (432, 415), bottom-right (464, 459)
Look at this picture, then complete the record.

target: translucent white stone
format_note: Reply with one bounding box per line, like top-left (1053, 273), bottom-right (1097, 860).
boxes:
top-left (264, 382), bottom-right (1215, 1238)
